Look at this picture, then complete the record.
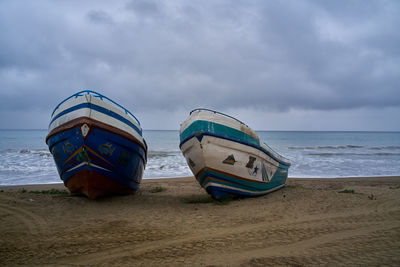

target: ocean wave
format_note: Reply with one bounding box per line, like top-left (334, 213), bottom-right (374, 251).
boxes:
top-left (370, 146), bottom-right (400, 150)
top-left (289, 145), bottom-right (400, 150)
top-left (0, 164), bottom-right (56, 172)
top-left (147, 151), bottom-right (180, 159)
top-left (288, 146), bottom-right (315, 150)
top-left (308, 152), bottom-right (400, 157)
top-left (289, 145), bottom-right (364, 150)
top-left (18, 149), bottom-right (52, 157)
top-left (0, 148), bottom-right (51, 157)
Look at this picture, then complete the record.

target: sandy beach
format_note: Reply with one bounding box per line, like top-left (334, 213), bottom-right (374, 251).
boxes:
top-left (1, 176), bottom-right (399, 266)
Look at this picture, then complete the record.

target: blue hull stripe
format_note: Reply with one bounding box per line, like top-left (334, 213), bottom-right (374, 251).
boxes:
top-left (205, 185), bottom-right (284, 198)
top-left (50, 102), bottom-right (142, 136)
top-left (197, 168), bottom-right (287, 198)
top-left (197, 168), bottom-right (287, 192)
top-left (47, 127), bottom-right (146, 190)
top-left (206, 185), bottom-right (260, 196)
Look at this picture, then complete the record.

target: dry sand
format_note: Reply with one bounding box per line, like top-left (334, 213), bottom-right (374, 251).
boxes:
top-left (1, 176), bottom-right (400, 266)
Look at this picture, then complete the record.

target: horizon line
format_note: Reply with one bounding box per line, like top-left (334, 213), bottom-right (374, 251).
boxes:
top-left (1, 128), bottom-right (399, 133)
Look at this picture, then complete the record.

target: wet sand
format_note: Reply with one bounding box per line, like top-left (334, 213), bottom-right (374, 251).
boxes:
top-left (1, 176), bottom-right (400, 266)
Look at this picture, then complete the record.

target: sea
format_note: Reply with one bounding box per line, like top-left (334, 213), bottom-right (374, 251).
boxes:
top-left (0, 130), bottom-right (399, 186)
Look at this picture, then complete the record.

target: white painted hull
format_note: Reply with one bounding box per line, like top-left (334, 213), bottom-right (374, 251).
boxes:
top-left (48, 92), bottom-right (145, 148)
top-left (181, 135), bottom-right (283, 182)
top-left (179, 109), bottom-right (291, 198)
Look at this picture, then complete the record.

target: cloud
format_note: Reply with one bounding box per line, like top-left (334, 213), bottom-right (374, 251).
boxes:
top-left (86, 10), bottom-right (114, 25)
top-left (0, 0), bottom-right (399, 129)
top-left (125, 0), bottom-right (163, 17)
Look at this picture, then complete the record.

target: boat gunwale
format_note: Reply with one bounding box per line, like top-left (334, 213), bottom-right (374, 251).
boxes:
top-left (48, 100), bottom-right (143, 137)
top-left (189, 108), bottom-right (249, 128)
top-left (50, 90), bottom-right (141, 126)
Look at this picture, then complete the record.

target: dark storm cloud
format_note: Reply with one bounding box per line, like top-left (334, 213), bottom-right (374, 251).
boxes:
top-left (87, 10), bottom-right (114, 25)
top-left (126, 0), bottom-right (163, 16)
top-left (0, 0), bottom-right (399, 127)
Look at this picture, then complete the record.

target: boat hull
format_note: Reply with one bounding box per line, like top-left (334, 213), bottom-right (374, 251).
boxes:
top-left (181, 135), bottom-right (289, 199)
top-left (47, 119), bottom-right (146, 198)
top-left (47, 120), bottom-right (146, 198)
top-left (179, 109), bottom-right (290, 199)
top-left (66, 170), bottom-right (134, 199)
top-left (46, 91), bottom-right (147, 199)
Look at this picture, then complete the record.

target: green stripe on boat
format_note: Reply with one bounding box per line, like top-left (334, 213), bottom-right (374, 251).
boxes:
top-left (180, 120), bottom-right (259, 146)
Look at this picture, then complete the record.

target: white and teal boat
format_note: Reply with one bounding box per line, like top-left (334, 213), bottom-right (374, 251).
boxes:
top-left (179, 109), bottom-right (291, 199)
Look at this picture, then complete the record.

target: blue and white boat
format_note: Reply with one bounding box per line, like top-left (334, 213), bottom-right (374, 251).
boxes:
top-left (46, 90), bottom-right (147, 198)
top-left (179, 109), bottom-right (291, 199)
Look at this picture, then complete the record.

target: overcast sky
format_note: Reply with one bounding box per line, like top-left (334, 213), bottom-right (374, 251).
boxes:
top-left (1, 0), bottom-right (399, 131)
